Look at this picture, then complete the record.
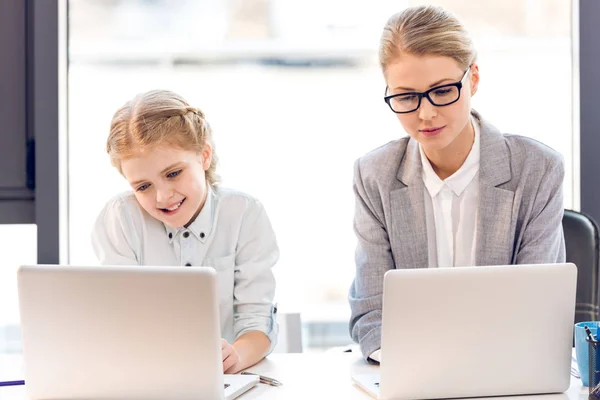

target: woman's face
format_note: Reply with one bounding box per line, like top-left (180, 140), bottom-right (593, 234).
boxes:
top-left (384, 54), bottom-right (479, 153)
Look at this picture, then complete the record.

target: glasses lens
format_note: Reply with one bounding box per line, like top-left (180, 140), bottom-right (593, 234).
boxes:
top-left (429, 85), bottom-right (460, 106)
top-left (389, 94), bottom-right (420, 113)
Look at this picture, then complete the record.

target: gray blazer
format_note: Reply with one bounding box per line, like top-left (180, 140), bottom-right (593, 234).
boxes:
top-left (348, 110), bottom-right (566, 360)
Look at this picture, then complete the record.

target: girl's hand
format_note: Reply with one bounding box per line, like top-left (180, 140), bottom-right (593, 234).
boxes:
top-left (222, 338), bottom-right (241, 373)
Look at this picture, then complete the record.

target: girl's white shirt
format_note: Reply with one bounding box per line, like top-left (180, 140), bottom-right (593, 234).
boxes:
top-left (91, 186), bottom-right (279, 352)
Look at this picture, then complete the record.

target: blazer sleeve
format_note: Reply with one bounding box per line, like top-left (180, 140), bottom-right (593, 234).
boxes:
top-left (348, 158), bottom-right (395, 361)
top-left (515, 155), bottom-right (566, 264)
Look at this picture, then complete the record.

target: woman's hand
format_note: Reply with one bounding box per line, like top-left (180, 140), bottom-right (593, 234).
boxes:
top-left (222, 338), bottom-right (241, 373)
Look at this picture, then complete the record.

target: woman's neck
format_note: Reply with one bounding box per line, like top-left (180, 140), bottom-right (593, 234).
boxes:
top-left (423, 120), bottom-right (475, 180)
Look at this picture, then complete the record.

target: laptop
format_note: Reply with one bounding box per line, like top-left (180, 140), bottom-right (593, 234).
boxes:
top-left (17, 264), bottom-right (259, 400)
top-left (352, 263), bottom-right (577, 400)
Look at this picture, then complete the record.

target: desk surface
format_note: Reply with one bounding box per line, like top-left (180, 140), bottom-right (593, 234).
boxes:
top-left (0, 353), bottom-right (588, 400)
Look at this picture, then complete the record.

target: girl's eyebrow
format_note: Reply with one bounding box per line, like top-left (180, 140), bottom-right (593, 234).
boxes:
top-left (130, 162), bottom-right (184, 186)
top-left (130, 178), bottom-right (148, 187)
top-left (159, 162), bottom-right (184, 174)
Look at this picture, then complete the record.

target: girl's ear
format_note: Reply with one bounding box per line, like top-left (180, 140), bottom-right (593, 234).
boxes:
top-left (469, 63), bottom-right (480, 96)
top-left (200, 142), bottom-right (213, 170)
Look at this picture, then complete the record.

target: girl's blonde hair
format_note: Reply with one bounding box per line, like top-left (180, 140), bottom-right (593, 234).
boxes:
top-left (107, 89), bottom-right (219, 186)
top-left (379, 5), bottom-right (477, 72)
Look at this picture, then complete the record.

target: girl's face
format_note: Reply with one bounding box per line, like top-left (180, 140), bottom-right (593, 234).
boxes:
top-left (384, 54), bottom-right (479, 153)
top-left (121, 143), bottom-right (212, 228)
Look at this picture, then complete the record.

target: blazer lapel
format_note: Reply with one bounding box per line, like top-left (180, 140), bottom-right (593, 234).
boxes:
top-left (390, 138), bottom-right (429, 268)
top-left (474, 111), bottom-right (515, 266)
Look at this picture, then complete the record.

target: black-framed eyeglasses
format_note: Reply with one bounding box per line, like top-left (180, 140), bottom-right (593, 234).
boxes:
top-left (384, 66), bottom-right (471, 114)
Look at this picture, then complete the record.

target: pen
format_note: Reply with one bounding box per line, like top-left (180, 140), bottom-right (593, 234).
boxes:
top-left (585, 325), bottom-right (597, 342)
top-left (240, 371), bottom-right (282, 386)
top-left (0, 380), bottom-right (25, 387)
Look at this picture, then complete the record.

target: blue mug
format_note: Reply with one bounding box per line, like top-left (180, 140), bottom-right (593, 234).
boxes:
top-left (575, 321), bottom-right (600, 386)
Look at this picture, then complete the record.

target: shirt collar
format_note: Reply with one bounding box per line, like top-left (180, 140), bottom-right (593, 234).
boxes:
top-left (420, 116), bottom-right (481, 198)
top-left (164, 186), bottom-right (215, 243)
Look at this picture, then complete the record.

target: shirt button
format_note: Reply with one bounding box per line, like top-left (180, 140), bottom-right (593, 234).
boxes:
top-left (168, 233), bottom-right (173, 239)
top-left (185, 263), bottom-right (192, 267)
top-left (183, 231), bottom-right (190, 238)
top-left (200, 232), bottom-right (205, 239)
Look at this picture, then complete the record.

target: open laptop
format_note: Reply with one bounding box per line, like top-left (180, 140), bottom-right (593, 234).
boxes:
top-left (352, 263), bottom-right (577, 400)
top-left (17, 264), bottom-right (259, 400)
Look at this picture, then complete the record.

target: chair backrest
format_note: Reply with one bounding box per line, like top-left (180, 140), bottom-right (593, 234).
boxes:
top-left (563, 209), bottom-right (600, 323)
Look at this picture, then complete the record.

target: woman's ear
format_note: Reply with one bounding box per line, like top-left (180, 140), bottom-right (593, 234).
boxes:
top-left (469, 63), bottom-right (480, 96)
top-left (200, 142), bottom-right (213, 170)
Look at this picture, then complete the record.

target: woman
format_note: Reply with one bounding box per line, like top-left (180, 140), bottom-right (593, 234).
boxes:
top-left (349, 5), bottom-right (565, 362)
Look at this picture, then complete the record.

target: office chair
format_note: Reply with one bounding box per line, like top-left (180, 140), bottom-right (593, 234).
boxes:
top-left (563, 209), bottom-right (600, 323)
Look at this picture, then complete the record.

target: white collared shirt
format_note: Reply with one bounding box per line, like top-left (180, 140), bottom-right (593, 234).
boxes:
top-left (420, 118), bottom-right (481, 268)
top-left (91, 187), bottom-right (279, 352)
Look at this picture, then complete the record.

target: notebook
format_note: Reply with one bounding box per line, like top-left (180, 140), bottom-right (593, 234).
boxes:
top-left (17, 264), bottom-right (259, 400)
top-left (352, 263), bottom-right (577, 400)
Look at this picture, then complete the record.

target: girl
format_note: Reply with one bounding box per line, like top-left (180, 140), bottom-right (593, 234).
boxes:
top-left (349, 6), bottom-right (565, 362)
top-left (92, 90), bottom-right (278, 374)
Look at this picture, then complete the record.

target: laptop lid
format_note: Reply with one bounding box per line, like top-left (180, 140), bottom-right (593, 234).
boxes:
top-left (379, 263), bottom-right (577, 400)
top-left (17, 264), bottom-right (225, 400)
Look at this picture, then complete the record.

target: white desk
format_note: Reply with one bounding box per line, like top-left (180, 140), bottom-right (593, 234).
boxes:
top-left (0, 353), bottom-right (588, 399)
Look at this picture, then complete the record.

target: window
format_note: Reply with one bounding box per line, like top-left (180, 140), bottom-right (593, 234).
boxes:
top-left (0, 225), bottom-right (37, 355)
top-left (68, 0), bottom-right (572, 350)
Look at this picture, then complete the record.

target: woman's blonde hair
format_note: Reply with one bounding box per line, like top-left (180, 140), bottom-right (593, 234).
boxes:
top-left (107, 89), bottom-right (219, 186)
top-left (379, 5), bottom-right (476, 72)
